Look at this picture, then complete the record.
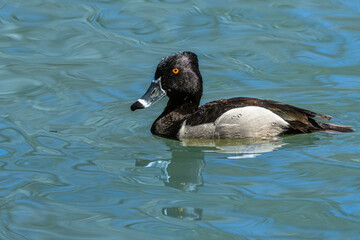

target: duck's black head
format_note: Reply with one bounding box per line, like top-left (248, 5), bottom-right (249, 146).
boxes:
top-left (130, 51), bottom-right (203, 111)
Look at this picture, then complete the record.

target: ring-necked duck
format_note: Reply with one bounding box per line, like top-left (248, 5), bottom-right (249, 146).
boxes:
top-left (130, 51), bottom-right (353, 140)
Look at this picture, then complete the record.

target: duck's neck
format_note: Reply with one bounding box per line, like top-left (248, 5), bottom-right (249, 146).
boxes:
top-left (151, 95), bottom-right (201, 140)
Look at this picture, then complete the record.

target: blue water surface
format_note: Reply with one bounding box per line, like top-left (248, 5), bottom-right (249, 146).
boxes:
top-left (0, 0), bottom-right (359, 239)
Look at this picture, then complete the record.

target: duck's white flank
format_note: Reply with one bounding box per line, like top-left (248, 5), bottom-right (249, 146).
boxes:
top-left (178, 106), bottom-right (289, 139)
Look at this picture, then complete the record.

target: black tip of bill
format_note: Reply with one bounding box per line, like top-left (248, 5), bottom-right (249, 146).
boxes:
top-left (130, 101), bottom-right (145, 111)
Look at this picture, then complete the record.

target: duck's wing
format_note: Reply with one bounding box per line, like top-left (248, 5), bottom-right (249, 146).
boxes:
top-left (186, 97), bottom-right (351, 134)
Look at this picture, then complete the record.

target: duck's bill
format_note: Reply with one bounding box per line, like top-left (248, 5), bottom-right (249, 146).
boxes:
top-left (130, 77), bottom-right (166, 111)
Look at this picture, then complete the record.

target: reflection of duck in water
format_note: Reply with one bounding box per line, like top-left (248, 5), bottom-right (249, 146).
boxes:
top-left (136, 142), bottom-right (205, 220)
top-left (136, 137), bottom-right (285, 193)
top-left (162, 207), bottom-right (203, 221)
top-left (182, 137), bottom-right (285, 157)
top-left (135, 138), bottom-right (285, 221)
top-left (131, 51), bottom-right (353, 140)
top-left (136, 143), bottom-right (205, 192)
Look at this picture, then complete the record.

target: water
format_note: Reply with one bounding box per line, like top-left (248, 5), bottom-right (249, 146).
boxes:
top-left (0, 0), bottom-right (359, 239)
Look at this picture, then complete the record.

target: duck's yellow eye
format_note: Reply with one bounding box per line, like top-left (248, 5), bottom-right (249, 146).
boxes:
top-left (172, 68), bottom-right (179, 74)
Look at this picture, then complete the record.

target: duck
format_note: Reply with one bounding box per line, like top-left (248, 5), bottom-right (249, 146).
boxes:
top-left (130, 51), bottom-right (353, 140)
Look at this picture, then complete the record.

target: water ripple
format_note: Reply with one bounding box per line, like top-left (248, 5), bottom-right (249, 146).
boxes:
top-left (0, 0), bottom-right (359, 239)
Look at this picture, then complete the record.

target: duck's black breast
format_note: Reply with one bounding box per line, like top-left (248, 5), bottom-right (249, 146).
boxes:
top-left (151, 102), bottom-right (198, 140)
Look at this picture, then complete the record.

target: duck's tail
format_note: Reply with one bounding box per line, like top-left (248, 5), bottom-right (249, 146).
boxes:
top-left (318, 122), bottom-right (354, 133)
